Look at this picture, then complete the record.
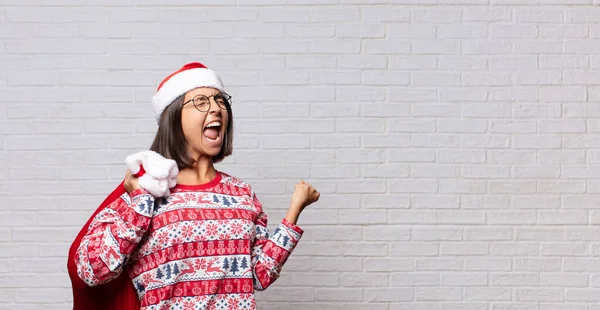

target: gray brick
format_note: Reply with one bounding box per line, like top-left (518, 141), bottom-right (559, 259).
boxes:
top-left (463, 7), bottom-right (512, 22)
top-left (311, 134), bottom-right (360, 149)
top-left (363, 6), bottom-right (410, 22)
top-left (337, 24), bottom-right (384, 39)
top-left (287, 25), bottom-right (335, 38)
top-left (412, 40), bottom-right (461, 55)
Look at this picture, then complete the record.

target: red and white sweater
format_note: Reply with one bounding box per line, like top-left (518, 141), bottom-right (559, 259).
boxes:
top-left (75, 171), bottom-right (303, 310)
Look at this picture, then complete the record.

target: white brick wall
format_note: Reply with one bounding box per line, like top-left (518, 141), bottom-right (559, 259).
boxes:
top-left (2, 1), bottom-right (600, 309)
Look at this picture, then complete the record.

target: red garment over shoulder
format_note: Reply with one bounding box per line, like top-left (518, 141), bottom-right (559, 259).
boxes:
top-left (67, 166), bottom-right (147, 310)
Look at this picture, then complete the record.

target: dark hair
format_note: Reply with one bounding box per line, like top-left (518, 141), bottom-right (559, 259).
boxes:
top-left (149, 94), bottom-right (234, 170)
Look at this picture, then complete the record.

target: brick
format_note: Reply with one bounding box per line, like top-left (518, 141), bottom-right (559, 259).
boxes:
top-left (316, 288), bottom-right (363, 302)
top-left (362, 70), bottom-right (409, 86)
top-left (310, 70), bottom-right (361, 85)
top-left (465, 287), bottom-right (512, 301)
top-left (311, 134), bottom-right (360, 149)
top-left (516, 8), bottom-right (564, 23)
top-left (489, 87), bottom-right (539, 101)
top-left (440, 243), bottom-right (488, 256)
top-left (514, 71), bottom-right (562, 85)
top-left (260, 103), bottom-right (309, 118)
top-left (367, 288), bottom-right (414, 302)
top-left (464, 8), bottom-right (512, 21)
top-left (389, 179), bottom-right (438, 193)
top-left (417, 258), bottom-right (463, 271)
top-left (439, 56), bottom-right (487, 71)
top-left (488, 150), bottom-right (536, 164)
top-left (516, 288), bottom-right (563, 302)
top-left (340, 243), bottom-right (388, 256)
top-left (388, 210), bottom-right (435, 225)
top-left (491, 24), bottom-right (538, 39)
top-left (542, 24), bottom-right (588, 38)
top-left (465, 258), bottom-right (512, 271)
top-left (542, 55), bottom-right (589, 69)
top-left (336, 149), bottom-right (385, 164)
top-left (514, 104), bottom-right (561, 118)
top-left (363, 39), bottom-right (410, 54)
top-left (363, 6), bottom-right (409, 22)
top-left (412, 227), bottom-right (462, 241)
top-left (489, 56), bottom-right (538, 70)
top-left (336, 24), bottom-right (382, 39)
top-left (412, 40), bottom-right (461, 54)
top-left (314, 258), bottom-right (362, 272)
top-left (390, 243), bottom-right (438, 257)
top-left (337, 179), bottom-right (386, 193)
top-left (338, 210), bottom-right (387, 224)
top-left (310, 39), bottom-right (361, 54)
top-left (490, 120), bottom-right (537, 133)
top-left (341, 273), bottom-right (388, 287)
top-left (412, 104), bottom-right (461, 118)
top-left (515, 165), bottom-right (561, 179)
top-left (436, 150), bottom-right (485, 163)
top-left (512, 135), bottom-right (561, 149)
top-left (289, 273), bottom-right (339, 287)
top-left (388, 24), bottom-right (436, 38)
top-left (491, 273), bottom-right (539, 286)
top-left (490, 243), bottom-right (540, 256)
top-left (439, 24), bottom-right (487, 39)
top-left (539, 150), bottom-right (586, 164)
top-left (462, 103), bottom-right (511, 118)
top-left (460, 135), bottom-right (510, 148)
top-left (363, 194), bottom-right (410, 209)
top-left (412, 8), bottom-right (462, 23)
top-left (463, 40), bottom-right (512, 54)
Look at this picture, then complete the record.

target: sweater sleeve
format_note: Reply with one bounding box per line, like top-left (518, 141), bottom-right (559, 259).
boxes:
top-left (75, 188), bottom-right (155, 287)
top-left (249, 192), bottom-right (303, 291)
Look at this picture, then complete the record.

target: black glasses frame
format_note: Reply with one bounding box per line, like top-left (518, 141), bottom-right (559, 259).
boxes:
top-left (183, 93), bottom-right (232, 112)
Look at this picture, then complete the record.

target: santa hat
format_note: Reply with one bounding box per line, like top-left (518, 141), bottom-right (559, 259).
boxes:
top-left (151, 62), bottom-right (225, 123)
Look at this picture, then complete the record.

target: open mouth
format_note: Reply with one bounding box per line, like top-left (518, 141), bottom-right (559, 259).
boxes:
top-left (203, 121), bottom-right (221, 142)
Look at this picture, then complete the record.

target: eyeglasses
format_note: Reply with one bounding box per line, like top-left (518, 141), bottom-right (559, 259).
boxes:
top-left (183, 93), bottom-right (231, 112)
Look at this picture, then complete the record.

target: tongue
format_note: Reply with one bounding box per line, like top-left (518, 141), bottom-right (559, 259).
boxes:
top-left (203, 128), bottom-right (219, 140)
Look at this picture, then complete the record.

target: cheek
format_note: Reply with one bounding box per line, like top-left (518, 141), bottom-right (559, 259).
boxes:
top-left (181, 109), bottom-right (204, 140)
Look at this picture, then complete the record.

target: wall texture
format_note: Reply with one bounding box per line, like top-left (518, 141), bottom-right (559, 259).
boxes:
top-left (2, 1), bottom-right (600, 309)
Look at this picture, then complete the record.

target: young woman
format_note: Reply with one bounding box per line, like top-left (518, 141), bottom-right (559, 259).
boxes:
top-left (67, 62), bottom-right (320, 310)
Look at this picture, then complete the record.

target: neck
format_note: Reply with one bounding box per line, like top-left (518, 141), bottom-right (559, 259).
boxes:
top-left (177, 155), bottom-right (217, 185)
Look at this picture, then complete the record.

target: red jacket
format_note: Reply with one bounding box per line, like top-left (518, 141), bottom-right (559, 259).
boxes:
top-left (67, 168), bottom-right (147, 310)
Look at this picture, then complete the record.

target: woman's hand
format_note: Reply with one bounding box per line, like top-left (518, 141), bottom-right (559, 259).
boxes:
top-left (286, 180), bottom-right (319, 224)
top-left (291, 180), bottom-right (320, 210)
top-left (124, 170), bottom-right (141, 194)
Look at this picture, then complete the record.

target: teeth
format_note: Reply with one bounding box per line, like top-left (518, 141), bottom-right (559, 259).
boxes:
top-left (205, 121), bottom-right (221, 129)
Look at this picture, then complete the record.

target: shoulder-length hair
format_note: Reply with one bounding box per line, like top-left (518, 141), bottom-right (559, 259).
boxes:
top-left (149, 94), bottom-right (234, 170)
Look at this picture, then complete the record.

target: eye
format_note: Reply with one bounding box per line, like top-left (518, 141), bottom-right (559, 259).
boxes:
top-left (193, 96), bottom-right (209, 106)
top-left (214, 94), bottom-right (225, 104)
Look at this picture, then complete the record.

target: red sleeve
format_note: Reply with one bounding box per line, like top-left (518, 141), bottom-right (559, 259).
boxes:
top-left (67, 181), bottom-right (140, 310)
top-left (249, 193), bottom-right (304, 291)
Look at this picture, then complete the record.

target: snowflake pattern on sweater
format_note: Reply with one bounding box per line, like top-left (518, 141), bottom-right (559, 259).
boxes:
top-left (75, 171), bottom-right (303, 310)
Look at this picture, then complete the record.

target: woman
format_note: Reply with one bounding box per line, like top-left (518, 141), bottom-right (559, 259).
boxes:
top-left (67, 62), bottom-right (320, 310)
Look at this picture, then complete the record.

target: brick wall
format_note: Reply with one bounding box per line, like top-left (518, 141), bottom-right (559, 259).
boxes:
top-left (2, 1), bottom-right (600, 309)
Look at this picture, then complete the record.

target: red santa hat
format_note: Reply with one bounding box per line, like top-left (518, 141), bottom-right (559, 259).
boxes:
top-left (151, 62), bottom-right (225, 123)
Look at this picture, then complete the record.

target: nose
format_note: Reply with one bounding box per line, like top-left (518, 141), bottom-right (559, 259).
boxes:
top-left (208, 96), bottom-right (221, 114)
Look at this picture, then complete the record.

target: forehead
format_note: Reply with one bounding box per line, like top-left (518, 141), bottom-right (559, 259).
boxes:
top-left (185, 87), bottom-right (220, 99)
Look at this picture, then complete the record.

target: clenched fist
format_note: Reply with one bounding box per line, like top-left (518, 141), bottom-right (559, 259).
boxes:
top-left (291, 180), bottom-right (320, 211)
top-left (124, 170), bottom-right (141, 194)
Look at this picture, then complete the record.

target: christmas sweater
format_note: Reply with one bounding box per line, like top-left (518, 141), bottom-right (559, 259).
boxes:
top-left (75, 171), bottom-right (303, 310)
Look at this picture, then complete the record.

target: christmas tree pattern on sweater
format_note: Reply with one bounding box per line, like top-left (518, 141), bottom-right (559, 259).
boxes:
top-left (75, 171), bottom-right (303, 310)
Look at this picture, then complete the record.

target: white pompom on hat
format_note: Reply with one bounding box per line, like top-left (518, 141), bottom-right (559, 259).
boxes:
top-left (151, 62), bottom-right (225, 123)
